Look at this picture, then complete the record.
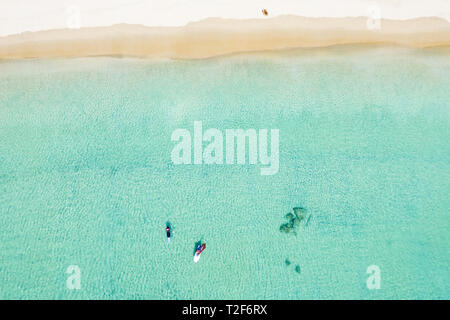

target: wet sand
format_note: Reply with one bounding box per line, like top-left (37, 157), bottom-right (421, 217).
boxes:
top-left (0, 16), bottom-right (449, 60)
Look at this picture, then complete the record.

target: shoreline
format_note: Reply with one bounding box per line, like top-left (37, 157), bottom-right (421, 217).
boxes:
top-left (1, 16), bottom-right (449, 60)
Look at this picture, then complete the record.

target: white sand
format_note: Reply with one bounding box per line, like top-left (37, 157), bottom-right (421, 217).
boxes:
top-left (1, 0), bottom-right (449, 36)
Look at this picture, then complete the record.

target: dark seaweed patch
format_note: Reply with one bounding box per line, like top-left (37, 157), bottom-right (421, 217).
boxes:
top-left (279, 207), bottom-right (309, 236)
top-left (295, 265), bottom-right (301, 274)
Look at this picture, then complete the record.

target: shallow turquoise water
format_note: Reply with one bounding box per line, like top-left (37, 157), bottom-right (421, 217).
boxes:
top-left (0, 46), bottom-right (449, 299)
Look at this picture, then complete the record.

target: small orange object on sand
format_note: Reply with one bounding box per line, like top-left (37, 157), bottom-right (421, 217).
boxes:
top-left (262, 9), bottom-right (268, 16)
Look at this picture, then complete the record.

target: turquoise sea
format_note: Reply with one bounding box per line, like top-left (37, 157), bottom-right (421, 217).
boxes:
top-left (0, 46), bottom-right (449, 299)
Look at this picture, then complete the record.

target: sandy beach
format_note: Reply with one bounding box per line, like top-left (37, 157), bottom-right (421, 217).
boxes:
top-left (0, 16), bottom-right (449, 60)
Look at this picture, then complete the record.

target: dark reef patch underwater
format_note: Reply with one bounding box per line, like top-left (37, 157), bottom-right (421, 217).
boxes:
top-left (279, 207), bottom-right (310, 236)
top-left (280, 207), bottom-right (311, 275)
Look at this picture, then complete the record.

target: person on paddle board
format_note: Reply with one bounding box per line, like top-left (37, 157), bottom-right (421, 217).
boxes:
top-left (166, 226), bottom-right (171, 243)
top-left (194, 243), bottom-right (206, 262)
top-left (196, 243), bottom-right (206, 254)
